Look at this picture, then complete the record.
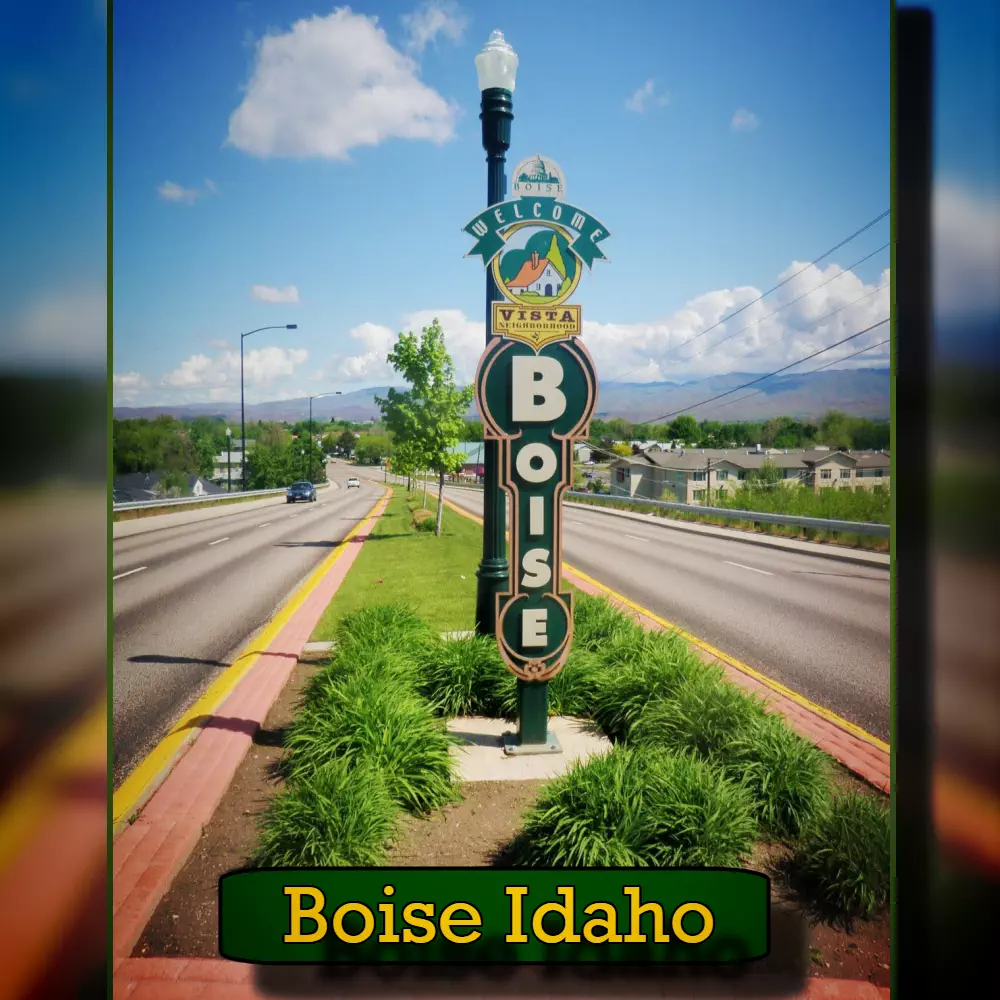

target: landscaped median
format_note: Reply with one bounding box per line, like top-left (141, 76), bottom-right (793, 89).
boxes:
top-left (126, 490), bottom-right (890, 991)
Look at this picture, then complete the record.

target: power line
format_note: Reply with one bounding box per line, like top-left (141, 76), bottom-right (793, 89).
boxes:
top-left (698, 338), bottom-right (890, 417)
top-left (630, 317), bottom-right (890, 427)
top-left (680, 243), bottom-right (889, 363)
top-left (602, 209), bottom-right (889, 385)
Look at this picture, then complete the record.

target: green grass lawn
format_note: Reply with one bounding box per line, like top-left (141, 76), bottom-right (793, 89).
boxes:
top-left (312, 492), bottom-right (486, 637)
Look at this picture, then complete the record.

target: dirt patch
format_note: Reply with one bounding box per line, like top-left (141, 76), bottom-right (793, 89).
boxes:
top-left (389, 780), bottom-right (545, 867)
top-left (131, 656), bottom-right (324, 960)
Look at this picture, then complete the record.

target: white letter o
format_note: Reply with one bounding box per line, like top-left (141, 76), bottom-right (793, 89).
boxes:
top-left (516, 444), bottom-right (557, 484)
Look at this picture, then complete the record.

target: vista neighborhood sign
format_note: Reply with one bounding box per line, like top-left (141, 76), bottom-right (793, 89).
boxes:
top-left (465, 155), bottom-right (609, 692)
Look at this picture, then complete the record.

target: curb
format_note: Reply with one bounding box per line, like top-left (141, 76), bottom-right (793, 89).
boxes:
top-left (113, 956), bottom-right (890, 998)
top-left (441, 498), bottom-right (889, 794)
top-left (112, 489), bottom-right (391, 963)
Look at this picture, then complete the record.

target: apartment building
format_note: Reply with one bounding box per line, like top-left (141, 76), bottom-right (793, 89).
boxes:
top-left (610, 446), bottom-right (890, 503)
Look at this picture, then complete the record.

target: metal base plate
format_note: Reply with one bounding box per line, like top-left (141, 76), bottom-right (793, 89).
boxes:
top-left (502, 731), bottom-right (563, 756)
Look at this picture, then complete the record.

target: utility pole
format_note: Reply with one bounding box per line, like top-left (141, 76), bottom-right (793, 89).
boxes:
top-left (226, 427), bottom-right (232, 493)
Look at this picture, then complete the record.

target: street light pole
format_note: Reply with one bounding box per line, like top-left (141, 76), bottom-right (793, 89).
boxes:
top-left (474, 30), bottom-right (517, 638)
top-left (308, 391), bottom-right (342, 483)
top-left (226, 427), bottom-right (232, 493)
top-left (240, 323), bottom-right (298, 491)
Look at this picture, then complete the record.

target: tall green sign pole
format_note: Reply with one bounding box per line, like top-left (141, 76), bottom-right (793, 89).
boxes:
top-left (465, 33), bottom-right (611, 754)
top-left (474, 32), bottom-right (516, 642)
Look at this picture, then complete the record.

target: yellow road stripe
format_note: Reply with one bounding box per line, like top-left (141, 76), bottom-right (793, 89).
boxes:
top-left (442, 497), bottom-right (889, 754)
top-left (0, 700), bottom-right (106, 869)
top-left (112, 489), bottom-right (390, 831)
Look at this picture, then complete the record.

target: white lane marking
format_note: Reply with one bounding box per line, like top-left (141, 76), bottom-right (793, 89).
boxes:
top-left (625, 534), bottom-right (646, 542)
top-left (289, 514), bottom-right (298, 519)
top-left (257, 522), bottom-right (271, 528)
top-left (209, 536), bottom-right (230, 546)
top-left (567, 519), bottom-right (586, 526)
top-left (113, 566), bottom-right (147, 581)
top-left (725, 560), bottom-right (773, 577)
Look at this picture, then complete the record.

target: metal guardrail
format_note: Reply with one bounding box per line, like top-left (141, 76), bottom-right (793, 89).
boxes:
top-left (564, 490), bottom-right (890, 536)
top-left (112, 481), bottom-right (330, 512)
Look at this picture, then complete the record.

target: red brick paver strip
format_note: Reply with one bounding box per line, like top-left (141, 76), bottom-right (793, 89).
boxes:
top-left (115, 957), bottom-right (888, 998)
top-left (113, 492), bottom-right (390, 965)
top-left (562, 566), bottom-right (890, 795)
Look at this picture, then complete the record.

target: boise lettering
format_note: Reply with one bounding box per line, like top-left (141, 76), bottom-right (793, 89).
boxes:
top-left (283, 884), bottom-right (716, 948)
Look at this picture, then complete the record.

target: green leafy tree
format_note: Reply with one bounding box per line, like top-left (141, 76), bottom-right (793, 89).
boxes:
top-left (376, 318), bottom-right (475, 536)
top-left (336, 430), bottom-right (358, 456)
top-left (667, 414), bottom-right (699, 443)
top-left (610, 442), bottom-right (632, 458)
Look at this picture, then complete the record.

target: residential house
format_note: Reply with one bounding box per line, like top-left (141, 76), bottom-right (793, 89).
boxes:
top-left (507, 251), bottom-right (564, 298)
top-left (449, 441), bottom-right (486, 481)
top-left (113, 472), bottom-right (226, 504)
top-left (609, 446), bottom-right (890, 504)
top-left (574, 443), bottom-right (594, 464)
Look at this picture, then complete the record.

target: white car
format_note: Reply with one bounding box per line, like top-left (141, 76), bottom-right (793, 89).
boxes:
top-left (346, 477), bottom-right (361, 489)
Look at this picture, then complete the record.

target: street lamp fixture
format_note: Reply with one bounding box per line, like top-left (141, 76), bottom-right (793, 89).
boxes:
top-left (474, 30), bottom-right (517, 640)
top-left (307, 391), bottom-right (342, 482)
top-left (240, 323), bottom-right (298, 491)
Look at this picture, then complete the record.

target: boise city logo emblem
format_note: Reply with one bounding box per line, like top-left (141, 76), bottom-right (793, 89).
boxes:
top-left (464, 157), bottom-right (610, 684)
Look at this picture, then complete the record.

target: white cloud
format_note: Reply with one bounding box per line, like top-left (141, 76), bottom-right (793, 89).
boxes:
top-left (625, 79), bottom-right (668, 114)
top-left (252, 284), bottom-right (299, 303)
top-left (731, 108), bottom-right (759, 131)
top-left (113, 371), bottom-right (149, 404)
top-left (206, 337), bottom-right (232, 350)
top-left (159, 345), bottom-right (309, 392)
top-left (156, 179), bottom-right (218, 204)
top-left (226, 7), bottom-right (458, 160)
top-left (402, 1), bottom-right (467, 53)
top-left (113, 371), bottom-right (149, 390)
top-left (330, 309), bottom-right (484, 384)
top-left (933, 180), bottom-right (1000, 321)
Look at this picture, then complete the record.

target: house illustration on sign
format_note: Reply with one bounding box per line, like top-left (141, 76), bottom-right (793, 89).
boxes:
top-left (508, 251), bottom-right (563, 297)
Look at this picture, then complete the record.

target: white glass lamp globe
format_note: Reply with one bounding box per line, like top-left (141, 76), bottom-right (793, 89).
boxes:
top-left (475, 30), bottom-right (518, 93)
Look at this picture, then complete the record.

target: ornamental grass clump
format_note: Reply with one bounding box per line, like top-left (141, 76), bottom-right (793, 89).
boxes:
top-left (547, 649), bottom-right (606, 718)
top-left (514, 745), bottom-right (756, 869)
top-left (629, 666), bottom-right (769, 758)
top-left (723, 712), bottom-right (831, 840)
top-left (255, 758), bottom-right (397, 868)
top-left (333, 602), bottom-right (433, 655)
top-left (414, 634), bottom-right (511, 718)
top-left (785, 791), bottom-right (890, 921)
top-left (283, 670), bottom-right (457, 814)
top-left (572, 594), bottom-right (641, 651)
top-left (591, 630), bottom-right (698, 741)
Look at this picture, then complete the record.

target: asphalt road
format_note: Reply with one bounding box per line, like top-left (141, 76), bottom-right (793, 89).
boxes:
top-left (112, 473), bottom-right (381, 789)
top-left (418, 478), bottom-right (890, 741)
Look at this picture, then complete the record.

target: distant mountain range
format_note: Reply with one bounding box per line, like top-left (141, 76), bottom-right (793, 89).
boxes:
top-left (113, 368), bottom-right (889, 424)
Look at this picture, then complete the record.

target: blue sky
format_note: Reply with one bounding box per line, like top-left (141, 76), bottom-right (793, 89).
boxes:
top-left (109, 0), bottom-right (897, 405)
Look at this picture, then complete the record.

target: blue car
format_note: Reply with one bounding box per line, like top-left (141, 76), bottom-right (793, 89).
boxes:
top-left (286, 481), bottom-right (317, 503)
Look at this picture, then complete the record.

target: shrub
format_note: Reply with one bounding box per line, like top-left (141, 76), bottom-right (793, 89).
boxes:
top-left (415, 635), bottom-right (511, 718)
top-left (573, 594), bottom-right (640, 651)
top-left (630, 666), bottom-right (768, 758)
top-left (591, 630), bottom-right (698, 740)
top-left (255, 758), bottom-right (397, 867)
top-left (412, 509), bottom-right (436, 532)
top-left (785, 791), bottom-right (890, 920)
top-left (333, 603), bottom-right (433, 655)
top-left (514, 745), bottom-right (756, 868)
top-left (547, 649), bottom-right (606, 718)
top-left (724, 713), bottom-right (831, 839)
top-left (283, 670), bottom-right (457, 814)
